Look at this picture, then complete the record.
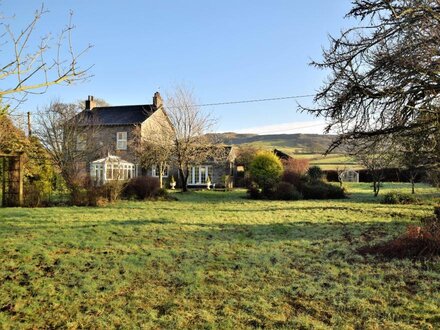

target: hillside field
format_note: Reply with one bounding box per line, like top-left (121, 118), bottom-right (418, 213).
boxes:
top-left (0, 183), bottom-right (439, 329)
top-left (217, 133), bottom-right (361, 170)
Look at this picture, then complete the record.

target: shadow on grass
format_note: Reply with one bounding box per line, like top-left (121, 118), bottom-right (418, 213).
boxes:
top-left (172, 189), bottom-right (438, 206)
top-left (0, 218), bottom-right (175, 232)
top-left (0, 216), bottom-right (408, 245)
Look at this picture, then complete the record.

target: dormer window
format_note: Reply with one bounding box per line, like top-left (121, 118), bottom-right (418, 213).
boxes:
top-left (116, 132), bottom-right (127, 150)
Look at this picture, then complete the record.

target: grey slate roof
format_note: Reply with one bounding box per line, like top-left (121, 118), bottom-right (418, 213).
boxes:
top-left (273, 148), bottom-right (292, 160)
top-left (78, 104), bottom-right (155, 126)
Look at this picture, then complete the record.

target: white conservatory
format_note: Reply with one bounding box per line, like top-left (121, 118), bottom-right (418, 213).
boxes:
top-left (90, 155), bottom-right (137, 185)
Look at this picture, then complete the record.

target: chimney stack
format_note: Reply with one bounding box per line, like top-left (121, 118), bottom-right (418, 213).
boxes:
top-left (85, 95), bottom-right (96, 111)
top-left (153, 92), bottom-right (163, 109)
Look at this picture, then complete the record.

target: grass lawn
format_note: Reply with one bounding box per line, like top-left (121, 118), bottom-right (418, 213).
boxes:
top-left (0, 183), bottom-right (439, 329)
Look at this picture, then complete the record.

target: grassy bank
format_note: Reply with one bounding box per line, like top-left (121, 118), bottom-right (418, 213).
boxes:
top-left (0, 183), bottom-right (439, 329)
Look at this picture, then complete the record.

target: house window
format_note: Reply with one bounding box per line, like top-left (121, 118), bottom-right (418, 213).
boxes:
top-left (116, 132), bottom-right (127, 150)
top-left (77, 133), bottom-right (87, 151)
top-left (200, 166), bottom-right (207, 183)
top-left (188, 165), bottom-right (213, 185)
top-left (152, 164), bottom-right (169, 177)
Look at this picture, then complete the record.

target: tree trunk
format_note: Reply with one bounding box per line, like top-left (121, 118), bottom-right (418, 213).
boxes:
top-left (410, 171), bottom-right (417, 194)
top-left (159, 163), bottom-right (163, 189)
top-left (375, 181), bottom-right (380, 197)
top-left (179, 168), bottom-right (188, 192)
top-left (70, 186), bottom-right (82, 205)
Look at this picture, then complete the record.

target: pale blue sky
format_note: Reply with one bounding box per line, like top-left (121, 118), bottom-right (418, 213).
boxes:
top-left (3, 1), bottom-right (354, 134)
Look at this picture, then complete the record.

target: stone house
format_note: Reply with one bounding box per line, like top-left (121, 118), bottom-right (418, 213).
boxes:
top-left (74, 92), bottom-right (236, 187)
top-left (186, 146), bottom-right (236, 188)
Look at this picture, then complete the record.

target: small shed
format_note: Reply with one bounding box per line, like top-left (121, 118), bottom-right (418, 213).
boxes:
top-left (90, 155), bottom-right (137, 185)
top-left (339, 169), bottom-right (359, 183)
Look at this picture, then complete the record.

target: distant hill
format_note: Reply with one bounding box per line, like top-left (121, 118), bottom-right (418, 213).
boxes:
top-left (215, 132), bottom-right (337, 154)
top-left (213, 133), bottom-right (361, 170)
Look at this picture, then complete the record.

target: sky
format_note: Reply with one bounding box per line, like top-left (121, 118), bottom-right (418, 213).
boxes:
top-left (2, 1), bottom-right (354, 134)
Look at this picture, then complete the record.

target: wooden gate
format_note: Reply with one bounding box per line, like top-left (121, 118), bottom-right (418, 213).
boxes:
top-left (1, 153), bottom-right (24, 207)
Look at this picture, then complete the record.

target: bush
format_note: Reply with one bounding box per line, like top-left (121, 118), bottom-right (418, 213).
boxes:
top-left (156, 188), bottom-right (172, 200)
top-left (282, 171), bottom-right (304, 188)
top-left (359, 208), bottom-right (440, 259)
top-left (104, 180), bottom-right (126, 203)
top-left (273, 181), bottom-right (302, 200)
top-left (301, 182), bottom-right (346, 200)
top-left (123, 176), bottom-right (160, 200)
top-left (282, 158), bottom-right (309, 176)
top-left (249, 151), bottom-right (283, 193)
top-left (307, 166), bottom-right (323, 181)
top-left (381, 192), bottom-right (420, 205)
top-left (24, 183), bottom-right (45, 207)
top-left (301, 183), bottom-right (328, 199)
top-left (236, 145), bottom-right (263, 169)
top-left (94, 195), bottom-right (110, 207)
top-left (247, 183), bottom-right (262, 199)
top-left (326, 184), bottom-right (347, 199)
top-left (281, 158), bottom-right (309, 188)
top-left (85, 185), bottom-right (105, 206)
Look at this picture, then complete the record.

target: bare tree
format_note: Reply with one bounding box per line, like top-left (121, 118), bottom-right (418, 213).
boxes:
top-left (131, 115), bottom-right (174, 188)
top-left (354, 139), bottom-right (395, 197)
top-left (35, 101), bottom-right (101, 202)
top-left (335, 165), bottom-right (348, 188)
top-left (164, 86), bottom-right (218, 192)
top-left (304, 0), bottom-right (439, 161)
top-left (235, 145), bottom-right (263, 170)
top-left (392, 125), bottom-right (440, 194)
top-left (1, 5), bottom-right (92, 109)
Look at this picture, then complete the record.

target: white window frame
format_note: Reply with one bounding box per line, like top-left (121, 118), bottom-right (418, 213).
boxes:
top-left (103, 163), bottom-right (135, 181)
top-left (116, 132), bottom-right (127, 150)
top-left (188, 165), bottom-right (213, 185)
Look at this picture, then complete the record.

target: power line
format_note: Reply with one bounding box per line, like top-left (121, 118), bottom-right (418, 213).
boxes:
top-left (6, 93), bottom-right (315, 116)
top-left (194, 94), bottom-right (314, 107)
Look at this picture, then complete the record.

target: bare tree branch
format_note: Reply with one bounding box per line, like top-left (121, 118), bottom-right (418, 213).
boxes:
top-left (0, 5), bottom-right (93, 110)
top-left (163, 85), bottom-right (220, 191)
top-left (302, 0), bottom-right (440, 161)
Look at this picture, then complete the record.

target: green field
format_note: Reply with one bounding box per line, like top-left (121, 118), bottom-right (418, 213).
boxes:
top-left (217, 132), bottom-right (361, 170)
top-left (294, 153), bottom-right (363, 170)
top-left (1, 183), bottom-right (439, 329)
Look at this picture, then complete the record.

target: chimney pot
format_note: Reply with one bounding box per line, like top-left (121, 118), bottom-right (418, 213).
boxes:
top-left (153, 91), bottom-right (163, 109)
top-left (85, 95), bottom-right (96, 110)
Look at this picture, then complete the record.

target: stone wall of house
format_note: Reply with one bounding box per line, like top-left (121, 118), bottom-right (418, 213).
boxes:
top-left (89, 124), bottom-right (138, 164)
top-left (211, 161), bottom-right (234, 187)
top-left (140, 108), bottom-right (172, 138)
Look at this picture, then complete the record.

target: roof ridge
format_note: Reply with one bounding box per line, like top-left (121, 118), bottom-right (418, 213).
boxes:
top-left (93, 104), bottom-right (153, 110)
